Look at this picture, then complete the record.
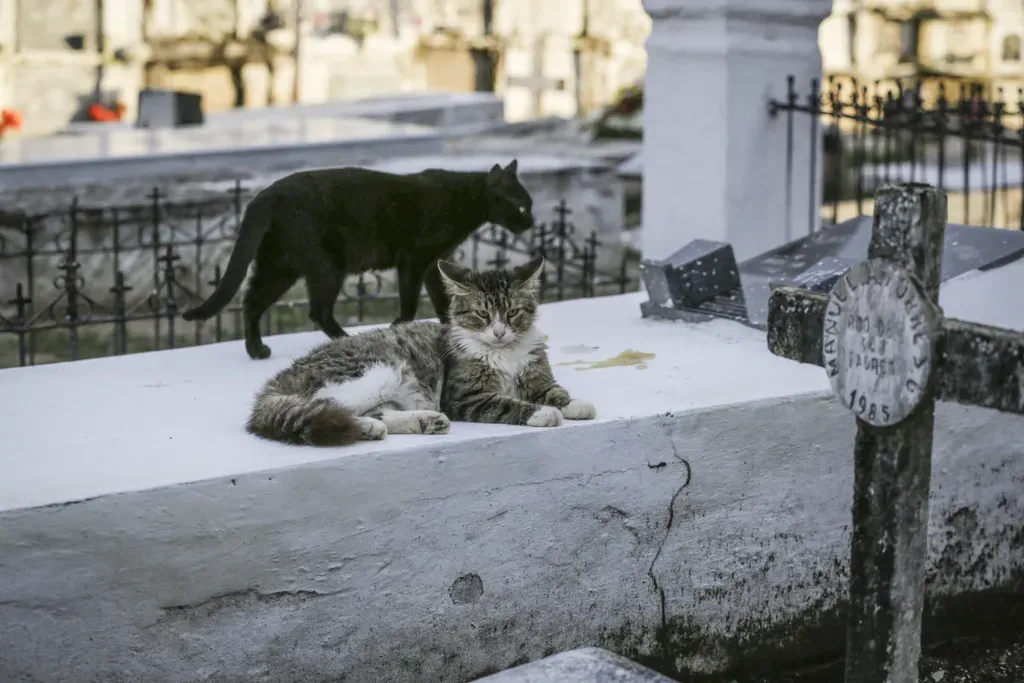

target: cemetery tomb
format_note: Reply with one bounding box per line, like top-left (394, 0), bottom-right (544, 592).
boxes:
top-left (201, 91), bottom-right (507, 132)
top-left (642, 213), bottom-right (1024, 330)
top-left (59, 91), bottom-right (507, 137)
top-left (1, 269), bottom-right (1023, 682)
top-left (444, 122), bottom-right (643, 169)
top-left (2, 91), bottom-right (513, 195)
top-left (0, 115), bottom-right (444, 191)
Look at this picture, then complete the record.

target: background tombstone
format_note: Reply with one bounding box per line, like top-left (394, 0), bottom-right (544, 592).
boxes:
top-left (136, 88), bottom-right (204, 129)
top-left (638, 238), bottom-right (744, 322)
top-left (765, 181), bottom-right (1024, 683)
top-left (506, 37), bottom-right (566, 119)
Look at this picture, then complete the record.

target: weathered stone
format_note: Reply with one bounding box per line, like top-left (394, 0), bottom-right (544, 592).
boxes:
top-left (822, 259), bottom-right (941, 427)
top-left (638, 300), bottom-right (714, 323)
top-left (785, 255), bottom-right (859, 293)
top-left (472, 648), bottom-right (676, 682)
top-left (639, 239), bottom-right (739, 310)
top-left (937, 319), bottom-right (1024, 414)
top-left (766, 181), bottom-right (1024, 683)
top-left (766, 284), bottom-right (827, 365)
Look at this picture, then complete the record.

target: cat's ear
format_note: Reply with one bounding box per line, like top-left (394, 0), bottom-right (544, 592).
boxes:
top-left (511, 256), bottom-right (545, 290)
top-left (437, 260), bottom-right (473, 297)
top-left (486, 163), bottom-right (504, 187)
top-left (504, 159), bottom-right (519, 176)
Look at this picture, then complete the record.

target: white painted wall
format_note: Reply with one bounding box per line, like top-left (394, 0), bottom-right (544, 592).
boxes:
top-left (639, 0), bottom-right (834, 263)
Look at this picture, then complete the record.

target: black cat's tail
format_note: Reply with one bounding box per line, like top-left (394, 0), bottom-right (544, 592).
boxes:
top-left (181, 199), bottom-right (273, 321)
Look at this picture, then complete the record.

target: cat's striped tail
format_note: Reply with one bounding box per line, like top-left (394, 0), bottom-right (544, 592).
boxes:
top-left (246, 390), bottom-right (363, 447)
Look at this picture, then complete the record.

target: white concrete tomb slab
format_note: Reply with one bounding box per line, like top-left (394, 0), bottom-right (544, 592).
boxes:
top-left (0, 292), bottom-right (828, 511)
top-left (59, 91), bottom-right (507, 138)
top-left (0, 270), bottom-right (1022, 682)
top-left (0, 116), bottom-right (444, 191)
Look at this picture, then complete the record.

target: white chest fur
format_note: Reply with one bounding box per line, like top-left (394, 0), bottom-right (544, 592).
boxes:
top-left (450, 327), bottom-right (544, 397)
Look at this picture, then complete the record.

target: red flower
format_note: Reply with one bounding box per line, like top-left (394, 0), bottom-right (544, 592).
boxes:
top-left (1, 108), bottom-right (23, 129)
top-left (88, 103), bottom-right (123, 122)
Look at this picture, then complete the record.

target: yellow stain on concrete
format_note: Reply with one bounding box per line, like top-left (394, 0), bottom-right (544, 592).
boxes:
top-left (557, 349), bottom-right (657, 371)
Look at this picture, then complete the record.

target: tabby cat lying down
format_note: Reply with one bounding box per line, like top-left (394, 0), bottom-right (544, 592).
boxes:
top-left (246, 257), bottom-right (597, 446)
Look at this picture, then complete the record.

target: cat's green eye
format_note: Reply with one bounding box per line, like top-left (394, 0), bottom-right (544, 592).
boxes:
top-left (507, 308), bottom-right (521, 318)
top-left (473, 310), bottom-right (490, 321)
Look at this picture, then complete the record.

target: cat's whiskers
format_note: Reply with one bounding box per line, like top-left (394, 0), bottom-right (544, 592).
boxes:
top-left (446, 325), bottom-right (544, 382)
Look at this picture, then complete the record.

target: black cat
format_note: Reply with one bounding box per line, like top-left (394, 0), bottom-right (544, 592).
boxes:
top-left (181, 160), bottom-right (534, 360)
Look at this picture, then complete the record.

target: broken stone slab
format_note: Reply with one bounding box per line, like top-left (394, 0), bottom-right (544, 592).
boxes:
top-left (780, 255), bottom-right (859, 294)
top-left (471, 648), bottom-right (677, 682)
top-left (639, 300), bottom-right (715, 323)
top-left (639, 239), bottom-right (740, 310)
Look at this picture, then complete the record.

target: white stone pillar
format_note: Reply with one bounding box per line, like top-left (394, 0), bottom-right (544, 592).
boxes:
top-left (640, 0), bottom-right (834, 263)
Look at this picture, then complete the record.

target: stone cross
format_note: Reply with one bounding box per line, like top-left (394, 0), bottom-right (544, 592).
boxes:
top-left (506, 36), bottom-right (566, 119)
top-left (765, 182), bottom-right (1024, 683)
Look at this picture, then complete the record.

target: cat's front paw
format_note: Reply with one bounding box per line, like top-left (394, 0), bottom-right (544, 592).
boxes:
top-left (560, 399), bottom-right (597, 420)
top-left (526, 405), bottom-right (564, 428)
top-left (417, 411), bottom-right (451, 435)
top-left (356, 417), bottom-right (387, 440)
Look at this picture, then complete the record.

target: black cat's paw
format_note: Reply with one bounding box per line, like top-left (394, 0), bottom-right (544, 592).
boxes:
top-left (246, 343), bottom-right (272, 360)
top-left (391, 317), bottom-right (412, 328)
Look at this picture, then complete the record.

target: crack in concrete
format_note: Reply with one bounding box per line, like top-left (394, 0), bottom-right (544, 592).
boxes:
top-left (413, 467), bottom-right (637, 506)
top-left (158, 586), bottom-right (351, 621)
top-left (0, 599), bottom-right (65, 613)
top-left (646, 439), bottom-right (693, 664)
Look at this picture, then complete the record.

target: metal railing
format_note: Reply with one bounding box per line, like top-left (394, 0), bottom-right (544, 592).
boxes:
top-left (770, 75), bottom-right (1024, 233)
top-left (0, 182), bottom-right (634, 367)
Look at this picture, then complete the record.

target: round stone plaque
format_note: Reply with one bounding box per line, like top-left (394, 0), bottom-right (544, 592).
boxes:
top-left (821, 259), bottom-right (938, 427)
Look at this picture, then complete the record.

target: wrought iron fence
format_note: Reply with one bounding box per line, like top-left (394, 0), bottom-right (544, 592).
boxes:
top-left (770, 75), bottom-right (1024, 234)
top-left (0, 182), bottom-right (634, 368)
